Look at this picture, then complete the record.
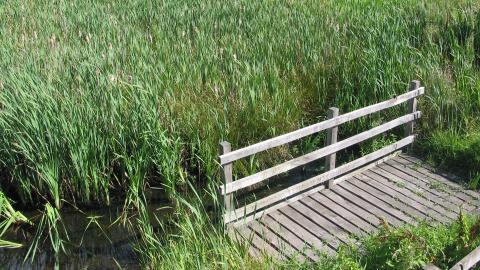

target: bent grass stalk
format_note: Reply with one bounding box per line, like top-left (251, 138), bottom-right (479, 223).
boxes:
top-left (0, 0), bottom-right (479, 268)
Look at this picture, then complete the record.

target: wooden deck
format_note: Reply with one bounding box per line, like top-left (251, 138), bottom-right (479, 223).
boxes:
top-left (229, 154), bottom-right (480, 261)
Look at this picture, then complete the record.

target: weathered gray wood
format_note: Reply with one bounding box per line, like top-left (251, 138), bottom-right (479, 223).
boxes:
top-left (352, 174), bottom-right (435, 223)
top-left (361, 170), bottom-right (453, 223)
top-left (423, 264), bottom-right (442, 270)
top-left (376, 163), bottom-right (471, 213)
top-left (384, 160), bottom-right (478, 210)
top-left (381, 161), bottom-right (474, 210)
top-left (300, 196), bottom-right (366, 237)
top-left (450, 244), bottom-right (480, 270)
top-left (229, 153), bottom-right (480, 261)
top-left (309, 192), bottom-right (377, 233)
top-left (260, 215), bottom-right (322, 260)
top-left (340, 180), bottom-right (416, 224)
top-left (321, 189), bottom-right (383, 227)
top-left (335, 182), bottom-right (404, 227)
top-left (325, 107), bottom-right (339, 188)
top-left (222, 113), bottom-right (421, 195)
top-left (225, 136), bottom-right (415, 224)
top-left (281, 204), bottom-right (353, 247)
top-left (235, 224), bottom-right (285, 260)
top-left (230, 152), bottom-right (400, 227)
top-left (396, 155), bottom-right (480, 200)
top-left (405, 80), bottom-right (420, 137)
top-left (219, 87), bottom-right (424, 165)
top-left (228, 227), bottom-right (262, 259)
top-left (368, 167), bottom-right (458, 220)
top-left (219, 141), bottom-right (234, 225)
top-left (268, 210), bottom-right (339, 253)
top-left (248, 221), bottom-right (303, 261)
top-left (394, 156), bottom-right (480, 205)
top-left (332, 185), bottom-right (404, 227)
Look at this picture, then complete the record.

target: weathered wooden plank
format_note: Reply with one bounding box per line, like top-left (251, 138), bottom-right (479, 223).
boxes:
top-left (332, 185), bottom-right (404, 227)
top-left (235, 224), bottom-right (285, 260)
top-left (300, 196), bottom-right (367, 237)
top-left (222, 113), bottom-right (421, 195)
top-left (260, 215), bottom-right (323, 260)
top-left (321, 189), bottom-right (383, 227)
top-left (226, 136), bottom-right (415, 224)
top-left (338, 181), bottom-right (415, 224)
top-left (391, 157), bottom-right (475, 201)
top-left (309, 192), bottom-right (377, 233)
top-left (281, 203), bottom-right (354, 247)
top-left (248, 221), bottom-right (304, 261)
top-left (379, 163), bottom-right (474, 212)
top-left (352, 174), bottom-right (442, 222)
top-left (394, 156), bottom-right (480, 205)
top-left (267, 211), bottom-right (338, 255)
top-left (228, 152), bottom-right (401, 227)
top-left (374, 165), bottom-right (467, 216)
top-left (384, 160), bottom-right (478, 210)
top-left (400, 155), bottom-right (477, 190)
top-left (285, 201), bottom-right (354, 244)
top-left (343, 178), bottom-right (422, 223)
top-left (450, 244), bottom-right (480, 270)
top-left (362, 169), bottom-right (455, 222)
top-left (423, 264), bottom-right (442, 270)
top-left (219, 87), bottom-right (424, 165)
top-left (229, 180), bottom-right (326, 226)
top-left (268, 210), bottom-right (339, 253)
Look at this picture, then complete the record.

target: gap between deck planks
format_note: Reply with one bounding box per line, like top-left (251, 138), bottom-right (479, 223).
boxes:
top-left (230, 154), bottom-right (480, 261)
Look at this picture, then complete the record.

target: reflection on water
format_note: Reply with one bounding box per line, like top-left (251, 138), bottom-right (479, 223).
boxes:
top-left (0, 189), bottom-right (172, 270)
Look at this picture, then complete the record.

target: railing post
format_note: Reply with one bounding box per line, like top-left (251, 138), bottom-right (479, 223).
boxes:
top-left (404, 80), bottom-right (420, 138)
top-left (325, 107), bottom-right (339, 188)
top-left (219, 141), bottom-right (233, 228)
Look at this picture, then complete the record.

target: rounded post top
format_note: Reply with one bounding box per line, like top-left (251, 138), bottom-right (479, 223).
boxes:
top-left (327, 107), bottom-right (340, 117)
top-left (409, 80), bottom-right (421, 90)
top-left (219, 141), bottom-right (231, 154)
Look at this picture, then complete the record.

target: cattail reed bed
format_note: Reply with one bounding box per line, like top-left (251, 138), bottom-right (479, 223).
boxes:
top-left (1, 0), bottom-right (480, 268)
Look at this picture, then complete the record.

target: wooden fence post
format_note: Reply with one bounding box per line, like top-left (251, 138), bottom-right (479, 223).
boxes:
top-left (219, 141), bottom-right (233, 227)
top-left (404, 80), bottom-right (420, 138)
top-left (325, 107), bottom-right (339, 188)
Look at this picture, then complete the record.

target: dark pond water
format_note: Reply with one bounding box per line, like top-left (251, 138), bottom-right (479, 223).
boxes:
top-left (0, 189), bottom-right (173, 270)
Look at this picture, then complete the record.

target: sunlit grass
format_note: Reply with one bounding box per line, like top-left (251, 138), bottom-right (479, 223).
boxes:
top-left (0, 0), bottom-right (480, 268)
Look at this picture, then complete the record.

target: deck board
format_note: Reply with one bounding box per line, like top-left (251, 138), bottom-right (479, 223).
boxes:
top-left (378, 162), bottom-right (473, 211)
top-left (350, 174), bottom-right (434, 222)
top-left (332, 185), bottom-right (404, 227)
top-left (230, 154), bottom-right (480, 260)
top-left (309, 192), bottom-right (376, 233)
top-left (371, 166), bottom-right (463, 217)
top-left (361, 170), bottom-right (452, 223)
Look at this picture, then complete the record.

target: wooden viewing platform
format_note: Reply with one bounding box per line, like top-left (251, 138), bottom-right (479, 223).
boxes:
top-left (217, 81), bottom-right (480, 262)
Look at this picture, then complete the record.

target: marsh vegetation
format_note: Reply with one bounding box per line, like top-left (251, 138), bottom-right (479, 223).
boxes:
top-left (0, 0), bottom-right (480, 268)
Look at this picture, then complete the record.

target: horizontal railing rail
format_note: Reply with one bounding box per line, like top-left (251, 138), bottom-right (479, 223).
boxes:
top-left (450, 244), bottom-right (480, 270)
top-left (424, 244), bottom-right (480, 270)
top-left (219, 80), bottom-right (424, 226)
top-left (219, 86), bottom-right (424, 165)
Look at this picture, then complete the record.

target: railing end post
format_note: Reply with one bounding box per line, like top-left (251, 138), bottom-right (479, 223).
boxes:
top-left (219, 141), bottom-right (233, 230)
top-left (326, 107), bottom-right (340, 188)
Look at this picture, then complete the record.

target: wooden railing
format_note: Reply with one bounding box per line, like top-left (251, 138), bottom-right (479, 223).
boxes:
top-left (424, 245), bottom-right (480, 270)
top-left (219, 81), bottom-right (425, 226)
